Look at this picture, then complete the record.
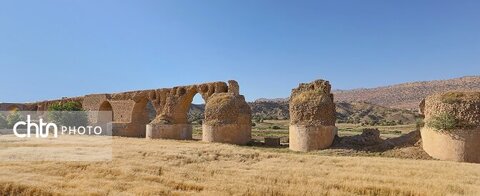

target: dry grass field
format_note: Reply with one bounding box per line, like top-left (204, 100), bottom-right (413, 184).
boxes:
top-left (0, 135), bottom-right (480, 196)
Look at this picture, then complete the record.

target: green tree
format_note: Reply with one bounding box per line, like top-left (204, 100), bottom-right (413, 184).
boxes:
top-left (271, 125), bottom-right (281, 130)
top-left (48, 101), bottom-right (83, 111)
top-left (427, 113), bottom-right (457, 131)
top-left (48, 101), bottom-right (88, 127)
top-left (7, 111), bottom-right (24, 128)
top-left (416, 118), bottom-right (425, 129)
top-left (0, 113), bottom-right (7, 129)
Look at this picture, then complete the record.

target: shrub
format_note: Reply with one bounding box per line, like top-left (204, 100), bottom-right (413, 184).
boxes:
top-left (426, 113), bottom-right (457, 131)
top-left (48, 101), bottom-right (83, 111)
top-left (271, 125), bottom-right (281, 130)
top-left (48, 101), bottom-right (88, 127)
top-left (396, 120), bottom-right (403, 125)
top-left (0, 114), bottom-right (7, 128)
top-left (377, 120), bottom-right (397, 126)
top-left (7, 111), bottom-right (24, 128)
top-left (251, 122), bottom-right (256, 127)
top-left (416, 118), bottom-right (425, 129)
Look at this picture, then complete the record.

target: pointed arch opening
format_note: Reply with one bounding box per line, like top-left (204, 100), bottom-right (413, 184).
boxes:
top-left (98, 101), bottom-right (113, 123)
top-left (130, 99), bottom-right (157, 137)
top-left (189, 93), bottom-right (206, 139)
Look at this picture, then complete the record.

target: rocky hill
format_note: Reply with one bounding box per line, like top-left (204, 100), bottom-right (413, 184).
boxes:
top-left (333, 76), bottom-right (480, 110)
top-left (335, 101), bottom-right (418, 125)
top-left (189, 101), bottom-right (418, 125)
top-left (249, 101), bottom-right (289, 120)
top-left (187, 104), bottom-right (205, 123)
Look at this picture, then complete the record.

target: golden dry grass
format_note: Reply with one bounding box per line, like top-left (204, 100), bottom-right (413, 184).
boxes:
top-left (0, 136), bottom-right (480, 195)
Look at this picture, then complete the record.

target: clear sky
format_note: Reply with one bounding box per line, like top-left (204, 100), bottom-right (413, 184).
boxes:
top-left (1, 0), bottom-right (479, 104)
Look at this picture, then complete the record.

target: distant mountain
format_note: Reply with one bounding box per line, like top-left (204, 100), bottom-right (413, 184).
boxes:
top-left (189, 101), bottom-right (418, 125)
top-left (249, 101), bottom-right (289, 120)
top-left (188, 104), bottom-right (205, 122)
top-left (254, 98), bottom-right (289, 103)
top-left (334, 76), bottom-right (480, 110)
top-left (335, 101), bottom-right (418, 125)
top-left (255, 76), bottom-right (480, 110)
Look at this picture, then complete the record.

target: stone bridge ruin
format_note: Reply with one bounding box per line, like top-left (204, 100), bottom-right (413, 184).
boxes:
top-left (1, 80), bottom-right (252, 145)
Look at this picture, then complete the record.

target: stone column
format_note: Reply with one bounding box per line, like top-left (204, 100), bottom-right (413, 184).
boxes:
top-left (289, 80), bottom-right (337, 152)
top-left (420, 92), bottom-right (480, 163)
top-left (146, 86), bottom-right (195, 140)
top-left (202, 93), bottom-right (252, 145)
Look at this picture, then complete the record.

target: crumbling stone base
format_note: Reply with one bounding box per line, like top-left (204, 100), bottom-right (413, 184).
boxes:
top-left (289, 125), bottom-right (337, 152)
top-left (202, 124), bottom-right (251, 145)
top-left (146, 124), bottom-right (192, 140)
top-left (421, 127), bottom-right (480, 163)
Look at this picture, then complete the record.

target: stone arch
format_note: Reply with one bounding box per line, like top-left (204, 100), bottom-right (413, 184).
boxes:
top-left (176, 87), bottom-right (207, 125)
top-left (186, 90), bottom-right (209, 139)
top-left (98, 101), bottom-right (113, 123)
top-left (189, 93), bottom-right (206, 124)
top-left (131, 99), bottom-right (157, 123)
top-left (131, 98), bottom-right (157, 136)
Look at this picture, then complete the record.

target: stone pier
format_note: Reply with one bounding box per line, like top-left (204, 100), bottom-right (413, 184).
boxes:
top-left (289, 79), bottom-right (337, 152)
top-left (420, 92), bottom-right (480, 163)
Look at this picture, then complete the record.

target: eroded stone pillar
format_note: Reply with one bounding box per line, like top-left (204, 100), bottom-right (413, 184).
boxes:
top-left (146, 86), bottom-right (196, 140)
top-left (420, 92), bottom-right (480, 163)
top-left (289, 80), bottom-right (337, 152)
top-left (202, 93), bottom-right (252, 145)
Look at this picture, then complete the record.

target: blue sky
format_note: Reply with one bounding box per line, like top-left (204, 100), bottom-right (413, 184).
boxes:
top-left (1, 0), bottom-right (479, 103)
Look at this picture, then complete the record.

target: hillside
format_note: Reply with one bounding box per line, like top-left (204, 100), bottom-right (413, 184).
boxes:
top-left (333, 76), bottom-right (480, 110)
top-left (335, 101), bottom-right (418, 125)
top-left (189, 101), bottom-right (418, 125)
top-left (188, 104), bottom-right (205, 122)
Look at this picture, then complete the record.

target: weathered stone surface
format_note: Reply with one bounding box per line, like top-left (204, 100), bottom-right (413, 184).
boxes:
top-left (422, 92), bottom-right (480, 128)
top-left (289, 79), bottom-right (337, 151)
top-left (202, 93), bottom-right (252, 144)
top-left (146, 124), bottom-right (192, 140)
top-left (228, 80), bottom-right (240, 95)
top-left (420, 91), bottom-right (480, 163)
top-left (202, 124), bottom-right (251, 145)
top-left (290, 80), bottom-right (336, 126)
top-left (289, 125), bottom-right (337, 151)
top-left (264, 137), bottom-right (281, 147)
top-left (204, 93), bottom-right (251, 126)
top-left (421, 127), bottom-right (480, 163)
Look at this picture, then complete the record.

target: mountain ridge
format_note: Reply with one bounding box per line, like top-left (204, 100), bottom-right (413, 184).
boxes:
top-left (254, 76), bottom-right (480, 110)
